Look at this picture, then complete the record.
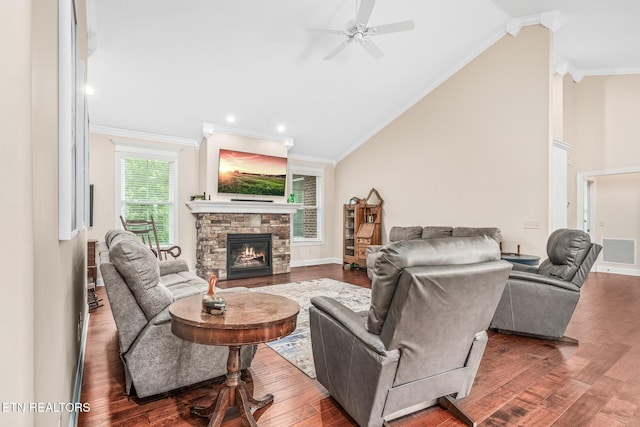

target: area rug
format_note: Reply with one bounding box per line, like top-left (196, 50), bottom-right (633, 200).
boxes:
top-left (253, 278), bottom-right (371, 378)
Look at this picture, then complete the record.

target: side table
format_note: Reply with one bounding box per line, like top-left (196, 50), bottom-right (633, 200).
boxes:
top-left (170, 292), bottom-right (299, 427)
top-left (501, 253), bottom-right (540, 266)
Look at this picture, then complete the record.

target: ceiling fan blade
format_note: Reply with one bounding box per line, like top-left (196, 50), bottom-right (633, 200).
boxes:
top-left (361, 38), bottom-right (383, 59)
top-left (356, 0), bottom-right (376, 26)
top-left (371, 20), bottom-right (415, 35)
top-left (324, 39), bottom-right (353, 61)
top-left (307, 27), bottom-right (346, 35)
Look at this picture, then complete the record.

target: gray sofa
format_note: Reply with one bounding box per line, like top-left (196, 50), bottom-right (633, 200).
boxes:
top-left (490, 228), bottom-right (602, 341)
top-left (99, 229), bottom-right (256, 398)
top-left (310, 236), bottom-right (512, 426)
top-left (366, 226), bottom-right (502, 279)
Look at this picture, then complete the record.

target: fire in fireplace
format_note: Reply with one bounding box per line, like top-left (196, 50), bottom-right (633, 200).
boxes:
top-left (227, 233), bottom-right (272, 279)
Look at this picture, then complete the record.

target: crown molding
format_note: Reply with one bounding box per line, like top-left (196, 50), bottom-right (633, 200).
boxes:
top-left (554, 60), bottom-right (584, 82)
top-left (553, 139), bottom-right (572, 151)
top-left (552, 61), bottom-right (640, 83)
top-left (209, 123), bottom-right (292, 144)
top-left (90, 125), bottom-right (198, 147)
top-left (288, 152), bottom-right (336, 166)
top-left (506, 11), bottom-right (563, 37)
top-left (581, 66), bottom-right (640, 78)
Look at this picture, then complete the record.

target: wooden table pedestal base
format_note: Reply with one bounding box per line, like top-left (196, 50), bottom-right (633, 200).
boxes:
top-left (191, 345), bottom-right (272, 427)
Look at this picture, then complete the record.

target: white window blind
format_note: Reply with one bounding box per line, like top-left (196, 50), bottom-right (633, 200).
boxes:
top-left (117, 148), bottom-right (178, 245)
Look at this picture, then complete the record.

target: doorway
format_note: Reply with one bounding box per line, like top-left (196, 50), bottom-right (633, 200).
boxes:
top-left (577, 167), bottom-right (640, 275)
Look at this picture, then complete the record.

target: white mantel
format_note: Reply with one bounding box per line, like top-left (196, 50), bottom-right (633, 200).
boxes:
top-left (187, 200), bottom-right (301, 214)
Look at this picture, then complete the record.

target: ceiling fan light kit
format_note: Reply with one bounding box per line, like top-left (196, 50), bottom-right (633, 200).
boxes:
top-left (310, 0), bottom-right (415, 61)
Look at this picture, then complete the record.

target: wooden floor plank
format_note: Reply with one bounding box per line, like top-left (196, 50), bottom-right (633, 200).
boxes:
top-left (79, 268), bottom-right (640, 426)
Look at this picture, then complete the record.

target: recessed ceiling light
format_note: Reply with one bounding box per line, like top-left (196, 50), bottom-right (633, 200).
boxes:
top-left (226, 115), bottom-right (235, 123)
top-left (85, 85), bottom-right (95, 95)
top-left (277, 124), bottom-right (286, 133)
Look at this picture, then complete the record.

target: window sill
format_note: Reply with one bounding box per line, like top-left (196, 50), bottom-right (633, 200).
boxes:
top-left (292, 239), bottom-right (324, 247)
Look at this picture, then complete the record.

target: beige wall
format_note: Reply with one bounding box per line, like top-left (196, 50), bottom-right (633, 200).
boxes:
top-left (288, 159), bottom-right (337, 265)
top-left (1, 0), bottom-right (89, 426)
top-left (594, 173), bottom-right (640, 271)
top-left (88, 133), bottom-right (200, 266)
top-left (564, 75), bottom-right (640, 241)
top-left (1, 1), bottom-right (35, 426)
top-left (335, 26), bottom-right (553, 259)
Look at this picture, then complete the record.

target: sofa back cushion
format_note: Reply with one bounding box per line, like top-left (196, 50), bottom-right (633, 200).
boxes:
top-left (388, 226), bottom-right (423, 242)
top-left (421, 226), bottom-right (453, 239)
top-left (452, 227), bottom-right (502, 242)
top-left (367, 236), bottom-right (501, 334)
top-left (109, 239), bottom-right (174, 320)
top-left (105, 229), bottom-right (140, 248)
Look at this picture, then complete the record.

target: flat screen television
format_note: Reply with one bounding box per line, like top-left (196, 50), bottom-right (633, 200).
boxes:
top-left (218, 149), bottom-right (287, 197)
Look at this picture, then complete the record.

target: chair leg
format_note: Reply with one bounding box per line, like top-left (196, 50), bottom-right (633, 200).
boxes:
top-left (437, 394), bottom-right (477, 427)
top-left (556, 335), bottom-right (579, 344)
top-left (493, 328), bottom-right (579, 345)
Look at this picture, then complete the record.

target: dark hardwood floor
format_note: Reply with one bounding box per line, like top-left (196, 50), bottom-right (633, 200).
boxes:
top-left (79, 266), bottom-right (640, 426)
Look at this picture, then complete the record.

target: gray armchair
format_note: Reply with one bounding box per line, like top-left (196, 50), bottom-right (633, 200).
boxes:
top-left (310, 236), bottom-right (512, 426)
top-left (490, 228), bottom-right (602, 342)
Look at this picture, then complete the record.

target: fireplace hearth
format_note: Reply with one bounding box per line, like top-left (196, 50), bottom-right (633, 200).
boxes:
top-left (227, 233), bottom-right (272, 279)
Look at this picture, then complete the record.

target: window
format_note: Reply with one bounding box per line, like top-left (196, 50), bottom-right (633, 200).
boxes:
top-left (291, 166), bottom-right (324, 244)
top-left (59, 0), bottom-right (89, 240)
top-left (116, 145), bottom-right (179, 245)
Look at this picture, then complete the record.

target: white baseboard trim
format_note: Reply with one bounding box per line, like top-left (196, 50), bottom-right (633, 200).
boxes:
top-left (291, 257), bottom-right (342, 268)
top-left (596, 265), bottom-right (640, 277)
top-left (68, 311), bottom-right (90, 427)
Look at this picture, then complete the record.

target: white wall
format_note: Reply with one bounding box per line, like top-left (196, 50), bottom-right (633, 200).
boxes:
top-left (200, 133), bottom-right (338, 265)
top-left (0, 1), bottom-right (89, 426)
top-left (89, 132), bottom-right (200, 266)
top-left (90, 131), bottom-right (337, 268)
top-left (335, 26), bottom-right (554, 259)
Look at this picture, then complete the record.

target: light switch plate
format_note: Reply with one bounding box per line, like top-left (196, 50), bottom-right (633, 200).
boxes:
top-left (523, 221), bottom-right (540, 229)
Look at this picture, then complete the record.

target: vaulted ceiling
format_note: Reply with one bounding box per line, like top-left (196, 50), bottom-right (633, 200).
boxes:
top-left (87, 0), bottom-right (640, 163)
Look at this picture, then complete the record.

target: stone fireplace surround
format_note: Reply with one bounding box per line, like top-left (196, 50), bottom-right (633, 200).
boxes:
top-left (188, 200), bottom-right (299, 280)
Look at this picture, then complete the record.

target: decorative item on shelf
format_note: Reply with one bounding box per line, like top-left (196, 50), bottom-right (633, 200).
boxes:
top-left (288, 193), bottom-right (296, 203)
top-left (191, 191), bottom-right (207, 201)
top-left (202, 275), bottom-right (226, 315)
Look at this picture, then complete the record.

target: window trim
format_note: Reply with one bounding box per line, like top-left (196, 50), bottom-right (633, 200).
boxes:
top-left (290, 165), bottom-right (324, 246)
top-left (114, 143), bottom-right (180, 245)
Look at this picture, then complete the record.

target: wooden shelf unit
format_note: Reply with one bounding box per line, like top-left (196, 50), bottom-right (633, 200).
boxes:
top-left (343, 200), bottom-right (382, 267)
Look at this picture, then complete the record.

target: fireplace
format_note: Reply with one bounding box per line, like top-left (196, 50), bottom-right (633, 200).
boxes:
top-left (227, 233), bottom-right (273, 279)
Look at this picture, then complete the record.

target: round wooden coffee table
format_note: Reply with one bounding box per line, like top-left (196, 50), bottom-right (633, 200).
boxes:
top-left (169, 292), bottom-right (299, 427)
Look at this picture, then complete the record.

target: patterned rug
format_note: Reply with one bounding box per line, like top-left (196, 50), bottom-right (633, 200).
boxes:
top-left (253, 278), bottom-right (371, 378)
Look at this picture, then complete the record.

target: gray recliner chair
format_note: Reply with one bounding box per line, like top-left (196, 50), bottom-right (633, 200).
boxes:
top-left (310, 236), bottom-right (512, 426)
top-left (490, 228), bottom-right (602, 342)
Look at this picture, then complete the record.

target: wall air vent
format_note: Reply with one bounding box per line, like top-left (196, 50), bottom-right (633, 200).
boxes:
top-left (602, 238), bottom-right (636, 265)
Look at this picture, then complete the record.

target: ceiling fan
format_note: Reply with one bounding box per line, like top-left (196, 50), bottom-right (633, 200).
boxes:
top-left (309, 0), bottom-right (415, 60)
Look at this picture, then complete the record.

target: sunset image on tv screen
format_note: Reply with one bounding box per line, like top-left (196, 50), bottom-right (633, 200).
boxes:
top-left (218, 149), bottom-right (287, 196)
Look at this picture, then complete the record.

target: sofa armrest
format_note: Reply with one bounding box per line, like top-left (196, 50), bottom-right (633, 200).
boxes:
top-left (159, 259), bottom-right (190, 276)
top-left (509, 262), bottom-right (540, 273)
top-left (509, 271), bottom-right (580, 292)
top-left (311, 296), bottom-right (387, 355)
top-left (366, 245), bottom-right (384, 255)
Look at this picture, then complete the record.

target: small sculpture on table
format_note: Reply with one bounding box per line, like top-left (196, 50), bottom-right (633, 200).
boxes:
top-left (202, 275), bottom-right (226, 315)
